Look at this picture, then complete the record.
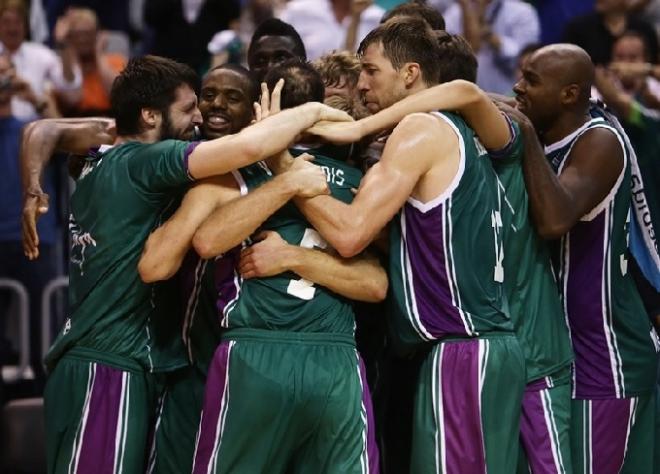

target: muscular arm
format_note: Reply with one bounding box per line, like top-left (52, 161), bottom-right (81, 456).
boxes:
top-left (21, 118), bottom-right (115, 259)
top-left (310, 80), bottom-right (512, 151)
top-left (517, 118), bottom-right (624, 238)
top-left (138, 174), bottom-right (241, 283)
top-left (192, 172), bottom-right (303, 259)
top-left (187, 102), bottom-right (352, 179)
top-left (297, 114), bottom-right (453, 257)
top-left (239, 231), bottom-right (388, 302)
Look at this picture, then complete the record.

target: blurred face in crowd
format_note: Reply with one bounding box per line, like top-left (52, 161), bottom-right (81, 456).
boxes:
top-left (248, 36), bottom-right (301, 82)
top-left (199, 68), bottom-right (254, 139)
top-left (595, 0), bottom-right (627, 14)
top-left (159, 84), bottom-right (203, 141)
top-left (612, 35), bottom-right (647, 91)
top-left (513, 51), bottom-right (564, 132)
top-left (357, 41), bottom-right (408, 113)
top-left (68, 12), bottom-right (98, 59)
top-left (0, 8), bottom-right (25, 52)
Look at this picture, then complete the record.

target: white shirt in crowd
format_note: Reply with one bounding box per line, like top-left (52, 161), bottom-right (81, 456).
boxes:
top-left (279, 0), bottom-right (384, 60)
top-left (0, 41), bottom-right (81, 120)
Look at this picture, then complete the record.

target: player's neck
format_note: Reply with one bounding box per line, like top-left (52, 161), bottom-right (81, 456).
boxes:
top-left (539, 112), bottom-right (590, 147)
top-left (114, 128), bottom-right (160, 145)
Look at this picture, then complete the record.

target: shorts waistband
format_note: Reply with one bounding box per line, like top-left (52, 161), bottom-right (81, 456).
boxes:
top-left (221, 328), bottom-right (356, 347)
top-left (63, 347), bottom-right (145, 373)
top-left (437, 332), bottom-right (517, 343)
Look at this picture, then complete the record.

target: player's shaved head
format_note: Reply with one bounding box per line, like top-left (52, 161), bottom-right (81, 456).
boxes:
top-left (532, 44), bottom-right (594, 107)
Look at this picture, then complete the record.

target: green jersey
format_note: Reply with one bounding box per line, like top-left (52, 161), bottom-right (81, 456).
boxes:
top-left (225, 145), bottom-right (362, 336)
top-left (388, 112), bottom-right (512, 350)
top-left (545, 108), bottom-right (658, 398)
top-left (492, 120), bottom-right (574, 383)
top-left (46, 140), bottom-right (198, 372)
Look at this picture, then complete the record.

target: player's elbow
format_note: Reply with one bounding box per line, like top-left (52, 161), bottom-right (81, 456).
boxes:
top-left (138, 257), bottom-right (173, 284)
top-left (365, 275), bottom-right (388, 303)
top-left (192, 232), bottom-right (220, 260)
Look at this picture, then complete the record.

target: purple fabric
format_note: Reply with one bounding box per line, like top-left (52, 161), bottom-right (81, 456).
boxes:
top-left (358, 356), bottom-right (380, 474)
top-left (591, 399), bottom-right (632, 473)
top-left (77, 364), bottom-right (125, 473)
top-left (214, 247), bottom-right (241, 322)
top-left (564, 213), bottom-right (617, 397)
top-left (404, 204), bottom-right (469, 337)
top-left (440, 341), bottom-right (486, 473)
top-left (520, 389), bottom-right (559, 474)
top-left (193, 341), bottom-right (232, 474)
top-left (183, 141), bottom-right (202, 181)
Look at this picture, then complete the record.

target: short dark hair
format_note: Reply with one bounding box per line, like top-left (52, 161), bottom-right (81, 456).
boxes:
top-left (248, 19), bottom-right (307, 61)
top-left (264, 59), bottom-right (324, 109)
top-left (358, 17), bottom-right (441, 86)
top-left (110, 55), bottom-right (199, 135)
top-left (381, 1), bottom-right (445, 30)
top-left (206, 63), bottom-right (260, 103)
top-left (435, 32), bottom-right (478, 83)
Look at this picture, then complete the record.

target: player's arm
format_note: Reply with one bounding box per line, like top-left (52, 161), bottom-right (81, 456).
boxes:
top-left (510, 109), bottom-right (624, 239)
top-left (309, 80), bottom-right (512, 150)
top-left (187, 102), bottom-right (352, 179)
top-left (138, 174), bottom-right (241, 283)
top-left (21, 117), bottom-right (116, 260)
top-left (192, 156), bottom-right (329, 259)
top-left (297, 113), bottom-right (451, 258)
top-left (238, 231), bottom-right (388, 303)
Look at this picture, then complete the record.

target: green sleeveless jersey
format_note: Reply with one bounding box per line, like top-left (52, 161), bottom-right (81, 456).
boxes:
top-left (45, 140), bottom-right (199, 372)
top-left (545, 108), bottom-right (658, 398)
top-left (388, 112), bottom-right (512, 351)
top-left (225, 145), bottom-right (363, 337)
top-left (492, 120), bottom-right (573, 383)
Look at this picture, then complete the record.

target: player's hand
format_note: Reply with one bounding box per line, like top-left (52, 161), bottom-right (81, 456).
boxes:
top-left (254, 78), bottom-right (284, 121)
top-left (285, 153), bottom-right (329, 198)
top-left (22, 189), bottom-right (49, 260)
top-left (238, 231), bottom-right (292, 278)
top-left (496, 100), bottom-right (533, 130)
top-left (307, 120), bottom-right (362, 144)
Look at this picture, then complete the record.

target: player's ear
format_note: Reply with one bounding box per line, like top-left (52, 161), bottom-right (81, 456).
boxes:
top-left (140, 107), bottom-right (161, 130)
top-left (560, 84), bottom-right (580, 106)
top-left (402, 62), bottom-right (421, 88)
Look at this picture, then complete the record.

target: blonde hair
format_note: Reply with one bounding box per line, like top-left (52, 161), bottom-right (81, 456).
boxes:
top-left (313, 51), bottom-right (361, 89)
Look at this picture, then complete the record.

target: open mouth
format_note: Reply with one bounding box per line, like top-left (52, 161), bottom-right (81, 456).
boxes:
top-left (205, 114), bottom-right (231, 131)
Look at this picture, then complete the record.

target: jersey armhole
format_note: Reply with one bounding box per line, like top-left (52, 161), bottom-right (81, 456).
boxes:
top-left (231, 169), bottom-right (248, 196)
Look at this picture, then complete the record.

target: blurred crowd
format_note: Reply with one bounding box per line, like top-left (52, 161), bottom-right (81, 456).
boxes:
top-left (1, 0), bottom-right (659, 394)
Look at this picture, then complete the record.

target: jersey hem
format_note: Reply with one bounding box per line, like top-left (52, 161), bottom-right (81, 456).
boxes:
top-left (221, 328), bottom-right (356, 346)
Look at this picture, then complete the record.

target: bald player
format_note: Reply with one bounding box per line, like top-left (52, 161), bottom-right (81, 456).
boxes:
top-left (512, 43), bottom-right (658, 473)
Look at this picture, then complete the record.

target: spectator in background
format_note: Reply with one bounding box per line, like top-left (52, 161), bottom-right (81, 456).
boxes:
top-left (444, 0), bottom-right (540, 94)
top-left (380, 0), bottom-right (446, 30)
top-left (279, 0), bottom-right (384, 60)
top-left (0, 54), bottom-right (58, 388)
top-left (533, 0), bottom-right (594, 45)
top-left (0, 0), bottom-right (80, 119)
top-left (594, 32), bottom-right (660, 325)
top-left (563, 0), bottom-right (659, 65)
top-left (54, 7), bottom-right (127, 116)
top-left (247, 19), bottom-right (306, 82)
top-left (144, 0), bottom-right (240, 74)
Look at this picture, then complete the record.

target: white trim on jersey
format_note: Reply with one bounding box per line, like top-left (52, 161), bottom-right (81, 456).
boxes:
top-left (432, 345), bottom-right (447, 474)
top-left (543, 118), bottom-right (604, 155)
top-left (69, 363), bottom-right (97, 474)
top-left (406, 112), bottom-right (467, 213)
top-left (183, 259), bottom-right (208, 362)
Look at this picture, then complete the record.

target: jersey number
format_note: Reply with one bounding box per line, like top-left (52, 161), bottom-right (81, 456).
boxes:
top-left (286, 228), bottom-right (328, 300)
top-left (491, 210), bottom-right (504, 282)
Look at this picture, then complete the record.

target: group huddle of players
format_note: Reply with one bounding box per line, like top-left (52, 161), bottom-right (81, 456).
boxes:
top-left (19, 7), bottom-right (659, 474)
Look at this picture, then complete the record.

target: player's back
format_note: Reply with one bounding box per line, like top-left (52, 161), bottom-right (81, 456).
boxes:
top-left (545, 109), bottom-right (658, 398)
top-left (47, 140), bottom-right (194, 373)
top-left (225, 144), bottom-right (363, 337)
top-left (388, 111), bottom-right (512, 350)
